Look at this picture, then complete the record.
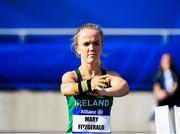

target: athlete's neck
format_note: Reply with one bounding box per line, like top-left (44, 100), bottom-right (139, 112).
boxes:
top-left (79, 63), bottom-right (101, 78)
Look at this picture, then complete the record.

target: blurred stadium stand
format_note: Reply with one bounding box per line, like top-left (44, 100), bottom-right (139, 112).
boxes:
top-left (0, 0), bottom-right (180, 91)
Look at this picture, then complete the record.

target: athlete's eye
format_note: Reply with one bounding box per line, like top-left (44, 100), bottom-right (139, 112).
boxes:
top-left (83, 42), bottom-right (90, 46)
top-left (94, 42), bottom-right (100, 46)
top-left (92, 41), bottom-right (101, 46)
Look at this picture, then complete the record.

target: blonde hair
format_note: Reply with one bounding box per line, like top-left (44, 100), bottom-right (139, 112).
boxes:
top-left (72, 23), bottom-right (104, 57)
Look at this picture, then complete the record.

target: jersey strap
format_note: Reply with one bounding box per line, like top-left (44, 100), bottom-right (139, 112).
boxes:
top-left (75, 68), bottom-right (82, 82)
top-left (101, 68), bottom-right (107, 75)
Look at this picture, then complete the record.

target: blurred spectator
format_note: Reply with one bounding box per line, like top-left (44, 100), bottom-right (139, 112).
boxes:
top-left (149, 53), bottom-right (180, 122)
top-left (153, 53), bottom-right (180, 108)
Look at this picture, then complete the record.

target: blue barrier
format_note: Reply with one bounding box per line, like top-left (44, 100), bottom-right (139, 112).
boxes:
top-left (0, 37), bottom-right (180, 90)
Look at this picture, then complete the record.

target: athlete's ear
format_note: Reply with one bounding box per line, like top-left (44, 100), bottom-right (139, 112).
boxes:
top-left (75, 45), bottom-right (81, 56)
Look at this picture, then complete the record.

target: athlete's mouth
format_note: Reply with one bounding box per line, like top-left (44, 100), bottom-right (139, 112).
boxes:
top-left (88, 53), bottom-right (96, 56)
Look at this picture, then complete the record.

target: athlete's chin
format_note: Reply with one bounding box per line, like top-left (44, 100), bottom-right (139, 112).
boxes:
top-left (87, 58), bottom-right (98, 64)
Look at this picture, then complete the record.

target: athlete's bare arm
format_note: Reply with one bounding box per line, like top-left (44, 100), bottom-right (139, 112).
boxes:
top-left (61, 71), bottom-right (79, 96)
top-left (61, 71), bottom-right (129, 97)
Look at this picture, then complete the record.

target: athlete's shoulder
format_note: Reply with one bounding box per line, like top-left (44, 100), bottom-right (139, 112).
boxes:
top-left (61, 70), bottom-right (78, 83)
top-left (108, 71), bottom-right (120, 77)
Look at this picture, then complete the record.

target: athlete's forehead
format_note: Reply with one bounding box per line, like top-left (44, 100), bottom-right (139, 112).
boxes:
top-left (77, 29), bottom-right (102, 44)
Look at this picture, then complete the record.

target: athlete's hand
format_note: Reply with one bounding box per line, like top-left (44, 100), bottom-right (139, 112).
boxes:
top-left (157, 90), bottom-right (168, 100)
top-left (91, 75), bottom-right (110, 91)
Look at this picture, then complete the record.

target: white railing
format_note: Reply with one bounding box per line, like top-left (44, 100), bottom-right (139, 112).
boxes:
top-left (0, 28), bottom-right (180, 36)
top-left (1, 28), bottom-right (179, 43)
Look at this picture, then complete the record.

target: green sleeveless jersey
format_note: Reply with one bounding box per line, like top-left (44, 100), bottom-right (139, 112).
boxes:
top-left (66, 68), bottom-right (113, 134)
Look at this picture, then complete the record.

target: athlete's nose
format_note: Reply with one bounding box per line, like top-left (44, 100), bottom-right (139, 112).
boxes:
top-left (89, 44), bottom-right (95, 50)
